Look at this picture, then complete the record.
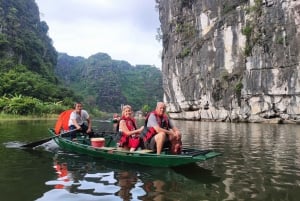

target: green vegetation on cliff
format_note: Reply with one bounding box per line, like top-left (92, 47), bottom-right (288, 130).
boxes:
top-left (0, 0), bottom-right (76, 115)
top-left (56, 53), bottom-right (163, 113)
top-left (0, 0), bottom-right (163, 116)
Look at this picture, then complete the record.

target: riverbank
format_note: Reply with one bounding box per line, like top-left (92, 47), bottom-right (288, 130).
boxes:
top-left (0, 114), bottom-right (58, 121)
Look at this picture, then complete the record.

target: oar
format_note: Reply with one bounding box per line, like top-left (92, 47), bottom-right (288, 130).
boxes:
top-left (21, 129), bottom-right (76, 148)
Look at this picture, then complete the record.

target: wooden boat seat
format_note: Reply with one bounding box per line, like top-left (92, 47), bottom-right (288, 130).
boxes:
top-left (135, 149), bottom-right (153, 153)
top-left (97, 147), bottom-right (115, 150)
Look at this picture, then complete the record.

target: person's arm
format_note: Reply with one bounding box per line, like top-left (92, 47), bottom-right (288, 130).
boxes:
top-left (170, 126), bottom-right (181, 140)
top-left (70, 112), bottom-right (81, 130)
top-left (84, 110), bottom-right (92, 133)
top-left (120, 120), bottom-right (143, 136)
top-left (149, 115), bottom-right (180, 139)
top-left (86, 117), bottom-right (92, 133)
top-left (148, 114), bottom-right (175, 136)
top-left (72, 119), bottom-right (81, 130)
top-left (168, 120), bottom-right (181, 139)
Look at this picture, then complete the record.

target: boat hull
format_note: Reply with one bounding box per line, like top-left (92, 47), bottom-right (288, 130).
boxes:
top-left (49, 129), bottom-right (221, 167)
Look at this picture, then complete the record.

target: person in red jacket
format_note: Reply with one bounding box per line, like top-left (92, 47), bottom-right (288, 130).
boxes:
top-left (118, 105), bottom-right (144, 151)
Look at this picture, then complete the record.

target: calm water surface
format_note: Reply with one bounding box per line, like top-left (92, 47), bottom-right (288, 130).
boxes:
top-left (1, 120), bottom-right (300, 201)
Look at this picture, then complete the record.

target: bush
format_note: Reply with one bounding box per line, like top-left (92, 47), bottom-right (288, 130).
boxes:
top-left (2, 95), bottom-right (40, 115)
top-left (0, 94), bottom-right (69, 116)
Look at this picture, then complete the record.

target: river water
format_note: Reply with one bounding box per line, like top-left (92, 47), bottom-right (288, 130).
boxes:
top-left (0, 120), bottom-right (300, 201)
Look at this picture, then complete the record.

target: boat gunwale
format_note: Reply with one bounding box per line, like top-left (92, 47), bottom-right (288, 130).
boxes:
top-left (49, 128), bottom-right (221, 167)
top-left (58, 136), bottom-right (199, 158)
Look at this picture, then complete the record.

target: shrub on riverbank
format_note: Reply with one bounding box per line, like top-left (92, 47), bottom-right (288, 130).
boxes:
top-left (0, 94), bottom-right (69, 116)
top-left (0, 113), bottom-right (58, 120)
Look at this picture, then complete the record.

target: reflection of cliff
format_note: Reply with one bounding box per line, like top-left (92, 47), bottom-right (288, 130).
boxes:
top-left (158, 0), bottom-right (300, 123)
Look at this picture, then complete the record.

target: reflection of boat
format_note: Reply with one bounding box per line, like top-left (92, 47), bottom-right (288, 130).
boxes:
top-left (49, 129), bottom-right (221, 167)
top-left (37, 152), bottom-right (221, 201)
top-left (172, 163), bottom-right (221, 183)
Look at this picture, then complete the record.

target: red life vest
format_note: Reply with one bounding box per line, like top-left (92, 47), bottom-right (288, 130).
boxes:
top-left (144, 111), bottom-right (182, 154)
top-left (142, 111), bottom-right (170, 142)
top-left (119, 116), bottom-right (140, 148)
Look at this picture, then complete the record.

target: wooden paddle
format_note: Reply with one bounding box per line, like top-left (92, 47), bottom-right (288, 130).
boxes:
top-left (21, 129), bottom-right (76, 148)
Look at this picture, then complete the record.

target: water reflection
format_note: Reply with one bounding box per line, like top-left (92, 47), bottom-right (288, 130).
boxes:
top-left (173, 121), bottom-right (300, 200)
top-left (117, 171), bottom-right (145, 201)
top-left (53, 160), bottom-right (71, 189)
top-left (2, 120), bottom-right (300, 200)
top-left (36, 152), bottom-right (220, 201)
top-left (37, 154), bottom-right (123, 201)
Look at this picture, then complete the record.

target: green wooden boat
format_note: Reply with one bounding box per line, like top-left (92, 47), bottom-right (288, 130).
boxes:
top-left (49, 128), bottom-right (221, 167)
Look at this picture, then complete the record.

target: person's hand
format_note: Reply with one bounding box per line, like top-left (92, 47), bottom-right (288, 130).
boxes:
top-left (138, 126), bottom-right (144, 132)
top-left (168, 130), bottom-right (175, 139)
top-left (86, 128), bottom-right (92, 133)
top-left (174, 130), bottom-right (181, 140)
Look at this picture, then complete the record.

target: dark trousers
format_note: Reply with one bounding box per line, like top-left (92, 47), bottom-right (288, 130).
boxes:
top-left (69, 124), bottom-right (94, 139)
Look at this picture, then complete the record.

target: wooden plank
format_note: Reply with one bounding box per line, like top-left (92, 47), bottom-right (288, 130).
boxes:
top-left (135, 149), bottom-right (153, 153)
top-left (97, 147), bottom-right (116, 150)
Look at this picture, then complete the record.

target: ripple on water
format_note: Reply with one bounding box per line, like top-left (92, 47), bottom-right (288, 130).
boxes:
top-left (36, 189), bottom-right (122, 201)
top-left (3, 141), bottom-right (26, 148)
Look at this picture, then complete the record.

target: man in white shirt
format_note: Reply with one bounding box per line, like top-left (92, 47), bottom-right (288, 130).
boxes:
top-left (68, 102), bottom-right (93, 139)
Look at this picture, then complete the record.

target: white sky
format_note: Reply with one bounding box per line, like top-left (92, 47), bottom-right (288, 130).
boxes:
top-left (35, 0), bottom-right (162, 68)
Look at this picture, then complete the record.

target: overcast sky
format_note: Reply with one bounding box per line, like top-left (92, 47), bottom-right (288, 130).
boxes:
top-left (35, 0), bottom-right (162, 68)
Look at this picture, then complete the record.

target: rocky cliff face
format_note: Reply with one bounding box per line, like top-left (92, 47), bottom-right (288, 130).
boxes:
top-left (158, 0), bottom-right (300, 123)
